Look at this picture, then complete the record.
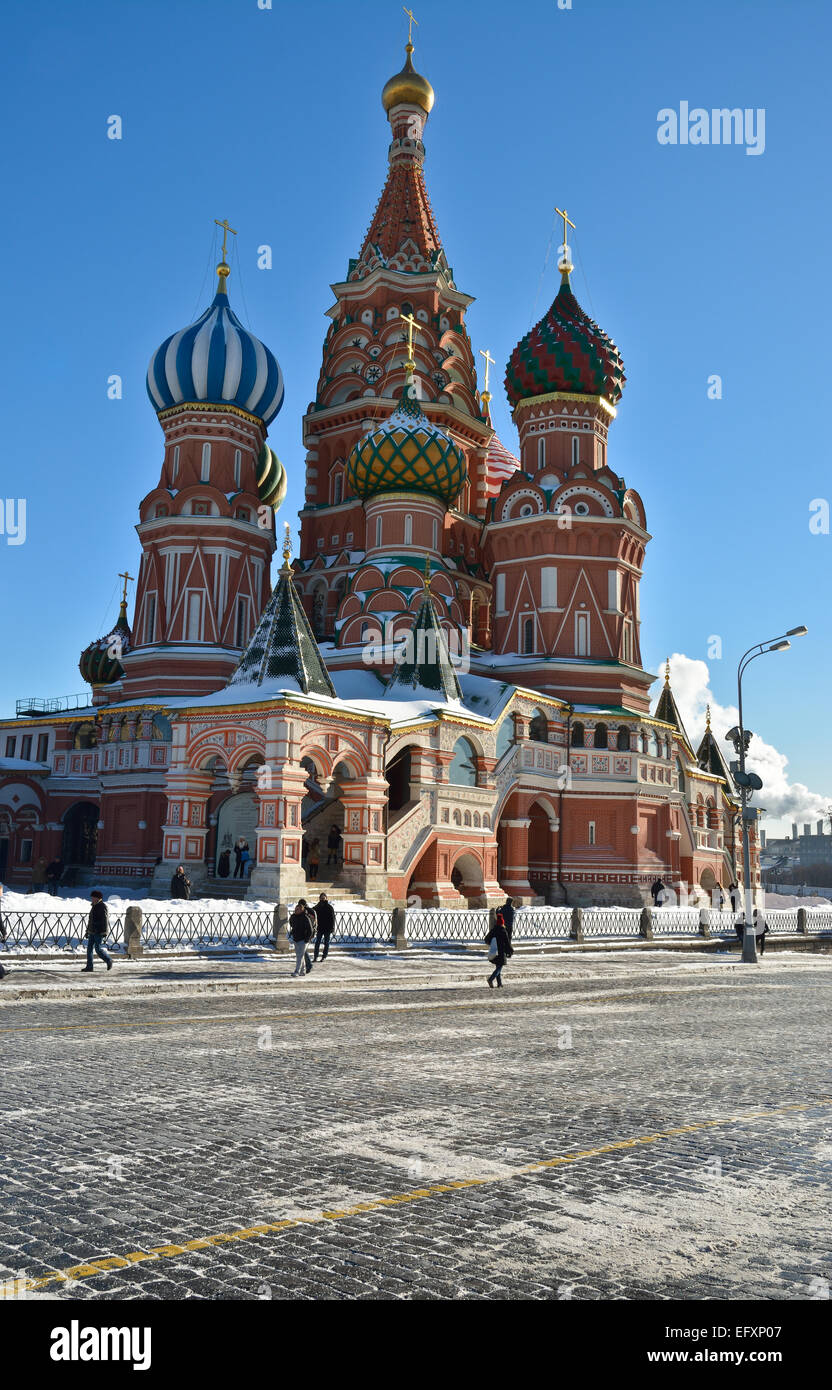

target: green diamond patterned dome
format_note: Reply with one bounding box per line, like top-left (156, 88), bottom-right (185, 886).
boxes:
top-left (346, 377), bottom-right (467, 504)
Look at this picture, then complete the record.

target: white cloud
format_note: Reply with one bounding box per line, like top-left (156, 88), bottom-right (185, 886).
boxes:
top-left (658, 654), bottom-right (831, 837)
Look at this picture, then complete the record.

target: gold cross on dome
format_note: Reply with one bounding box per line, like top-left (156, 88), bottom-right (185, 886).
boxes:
top-left (555, 207), bottom-right (575, 247)
top-left (118, 570), bottom-right (135, 604)
top-left (214, 218), bottom-right (237, 261)
top-left (400, 311), bottom-right (417, 367)
top-left (403, 6), bottom-right (418, 43)
top-left (479, 348), bottom-right (496, 394)
top-left (282, 521), bottom-right (292, 568)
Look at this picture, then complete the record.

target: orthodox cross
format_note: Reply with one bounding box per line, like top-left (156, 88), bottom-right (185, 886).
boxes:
top-left (282, 521), bottom-right (292, 569)
top-left (423, 553), bottom-right (432, 591)
top-left (555, 206), bottom-right (575, 248)
top-left (479, 347), bottom-right (495, 395)
top-left (118, 571), bottom-right (135, 604)
top-left (214, 217), bottom-right (237, 261)
top-left (403, 6), bottom-right (418, 43)
top-left (400, 310), bottom-right (417, 367)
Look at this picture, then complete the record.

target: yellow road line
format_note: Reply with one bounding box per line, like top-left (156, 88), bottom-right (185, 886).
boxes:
top-left (0, 982), bottom-right (763, 1036)
top-left (2, 1098), bottom-right (829, 1299)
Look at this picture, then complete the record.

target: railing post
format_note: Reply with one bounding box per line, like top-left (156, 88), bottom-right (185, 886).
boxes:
top-left (639, 907), bottom-right (654, 940)
top-left (392, 906), bottom-right (409, 950)
top-left (570, 906), bottom-right (584, 942)
top-left (698, 908), bottom-right (711, 938)
top-left (124, 905), bottom-right (143, 959)
top-left (796, 907), bottom-right (808, 936)
top-left (273, 903), bottom-right (291, 953)
top-left (488, 906), bottom-right (497, 931)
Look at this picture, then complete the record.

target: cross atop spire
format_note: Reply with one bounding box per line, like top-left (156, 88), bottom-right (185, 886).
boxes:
top-left (118, 570), bottom-right (135, 607)
top-left (479, 347), bottom-right (496, 410)
top-left (403, 5), bottom-right (418, 44)
top-left (400, 310), bottom-right (417, 370)
top-left (214, 217), bottom-right (237, 292)
top-left (555, 205), bottom-right (575, 279)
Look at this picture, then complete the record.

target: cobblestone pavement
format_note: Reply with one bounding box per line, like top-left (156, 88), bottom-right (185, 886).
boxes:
top-left (1, 952), bottom-right (830, 1301)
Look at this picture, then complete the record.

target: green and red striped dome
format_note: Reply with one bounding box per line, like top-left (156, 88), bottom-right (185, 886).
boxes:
top-left (505, 277), bottom-right (625, 408)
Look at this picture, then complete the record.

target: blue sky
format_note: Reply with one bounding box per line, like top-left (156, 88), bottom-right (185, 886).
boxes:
top-left (0, 0), bottom-right (828, 835)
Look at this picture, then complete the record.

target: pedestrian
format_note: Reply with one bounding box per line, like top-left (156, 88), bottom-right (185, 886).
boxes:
top-left (485, 908), bottom-right (513, 989)
top-left (46, 859), bottom-right (63, 895)
top-left (326, 823), bottom-right (342, 868)
top-left (501, 896), bottom-right (516, 940)
top-left (650, 878), bottom-right (666, 906)
top-left (233, 838), bottom-right (245, 879)
top-left (753, 907), bottom-right (769, 957)
top-left (82, 891), bottom-right (112, 973)
top-left (713, 884), bottom-right (724, 910)
top-left (307, 838), bottom-right (320, 881)
top-left (313, 892), bottom-right (335, 961)
top-left (170, 865), bottom-right (191, 900)
top-left (30, 856), bottom-right (48, 894)
top-left (241, 842), bottom-right (253, 878)
top-left (289, 898), bottom-right (314, 977)
top-left (729, 882), bottom-right (741, 912)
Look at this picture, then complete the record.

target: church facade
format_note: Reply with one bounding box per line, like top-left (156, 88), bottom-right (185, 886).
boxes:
top-left (0, 39), bottom-right (758, 908)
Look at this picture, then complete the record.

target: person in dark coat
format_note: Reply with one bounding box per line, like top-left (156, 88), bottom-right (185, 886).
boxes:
top-left (326, 824), bottom-right (342, 868)
top-left (650, 878), bottom-right (666, 906)
top-left (729, 882), bottom-right (741, 912)
top-left (46, 859), bottom-right (63, 895)
top-left (289, 899), bottom-right (314, 977)
top-left (170, 866), bottom-right (191, 900)
top-left (313, 892), bottom-right (336, 961)
top-left (485, 909), bottom-right (513, 989)
top-left (82, 891), bottom-right (112, 972)
top-left (233, 838), bottom-right (245, 879)
top-left (501, 897), bottom-right (516, 939)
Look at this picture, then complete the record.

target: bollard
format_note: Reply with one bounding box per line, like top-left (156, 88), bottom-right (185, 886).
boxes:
top-left (273, 903), bottom-right (291, 953)
top-left (392, 905), bottom-right (409, 950)
top-left (570, 906), bottom-right (584, 942)
top-left (639, 906), bottom-right (654, 940)
top-left (796, 906), bottom-right (808, 936)
top-left (698, 908), bottom-right (711, 938)
top-left (488, 906), bottom-right (497, 931)
top-left (124, 905), bottom-right (143, 959)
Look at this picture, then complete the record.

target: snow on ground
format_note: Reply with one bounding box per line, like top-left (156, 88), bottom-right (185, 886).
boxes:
top-left (0, 888), bottom-right (381, 915)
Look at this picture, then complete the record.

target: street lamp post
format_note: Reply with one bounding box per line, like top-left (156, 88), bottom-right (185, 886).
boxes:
top-left (727, 626), bottom-right (808, 963)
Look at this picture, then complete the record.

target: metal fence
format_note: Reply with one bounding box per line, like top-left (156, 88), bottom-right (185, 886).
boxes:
top-left (2, 902), bottom-right (831, 955)
top-left (0, 910), bottom-right (124, 952)
top-left (333, 907), bottom-right (393, 942)
top-left (406, 908), bottom-right (490, 942)
top-left (139, 909), bottom-right (273, 949)
top-left (514, 908), bottom-right (573, 940)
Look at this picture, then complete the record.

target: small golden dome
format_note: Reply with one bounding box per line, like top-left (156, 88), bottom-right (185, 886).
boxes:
top-left (382, 42), bottom-right (435, 114)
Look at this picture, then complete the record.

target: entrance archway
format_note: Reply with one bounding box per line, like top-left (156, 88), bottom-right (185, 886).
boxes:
top-left (451, 850), bottom-right (485, 907)
top-left (528, 802), bottom-right (552, 892)
top-left (62, 801), bottom-right (99, 867)
top-left (216, 792), bottom-right (258, 878)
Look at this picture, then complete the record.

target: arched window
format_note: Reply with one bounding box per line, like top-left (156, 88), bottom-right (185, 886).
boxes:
top-left (432, 518), bottom-right (438, 550)
top-left (571, 436), bottom-right (580, 466)
top-left (152, 714), bottom-right (172, 741)
top-left (332, 472), bottom-right (343, 505)
top-left (537, 436), bottom-right (546, 468)
top-left (529, 709), bottom-right (548, 743)
top-left (495, 718), bottom-right (514, 760)
top-left (571, 721), bottom-right (585, 748)
top-left (617, 726), bottom-right (631, 752)
top-left (73, 721), bottom-right (97, 750)
top-left (234, 449), bottom-right (242, 488)
top-left (449, 737), bottom-right (478, 786)
top-left (594, 723), bottom-right (608, 750)
top-left (375, 516), bottom-right (382, 548)
top-left (648, 731), bottom-right (659, 757)
top-left (404, 514), bottom-right (413, 545)
top-left (201, 443), bottom-right (211, 482)
top-left (172, 445), bottom-right (180, 481)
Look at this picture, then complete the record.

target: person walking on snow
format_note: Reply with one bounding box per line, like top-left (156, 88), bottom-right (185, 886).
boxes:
top-left (170, 865), bottom-right (191, 900)
top-left (313, 892), bottom-right (335, 961)
top-left (82, 891), bottom-right (112, 973)
top-left (289, 899), bottom-right (314, 977)
top-left (485, 909), bottom-right (513, 989)
top-left (501, 896), bottom-right (516, 940)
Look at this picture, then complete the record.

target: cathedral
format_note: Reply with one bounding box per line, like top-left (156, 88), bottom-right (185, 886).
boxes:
top-left (0, 37), bottom-right (758, 908)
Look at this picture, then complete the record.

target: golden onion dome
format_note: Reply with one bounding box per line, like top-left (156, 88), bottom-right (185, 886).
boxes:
top-left (382, 42), bottom-right (435, 115)
top-left (347, 372), bottom-right (466, 505)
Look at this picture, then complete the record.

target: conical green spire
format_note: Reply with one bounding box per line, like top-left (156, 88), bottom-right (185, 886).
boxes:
top-left (386, 566), bottom-right (462, 703)
top-left (227, 532), bottom-right (336, 697)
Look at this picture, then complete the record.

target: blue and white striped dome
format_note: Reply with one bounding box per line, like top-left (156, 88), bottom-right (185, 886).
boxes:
top-left (146, 276), bottom-right (284, 425)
